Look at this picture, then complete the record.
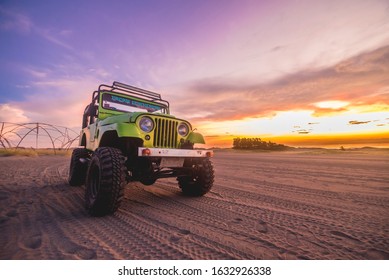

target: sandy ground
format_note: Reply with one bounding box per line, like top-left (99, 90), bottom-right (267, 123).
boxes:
top-left (0, 150), bottom-right (388, 260)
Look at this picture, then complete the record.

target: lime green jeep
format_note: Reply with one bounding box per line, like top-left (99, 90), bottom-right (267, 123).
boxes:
top-left (68, 81), bottom-right (214, 216)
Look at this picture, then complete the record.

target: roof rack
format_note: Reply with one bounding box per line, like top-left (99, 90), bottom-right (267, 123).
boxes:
top-left (95, 81), bottom-right (169, 108)
top-left (112, 81), bottom-right (161, 100)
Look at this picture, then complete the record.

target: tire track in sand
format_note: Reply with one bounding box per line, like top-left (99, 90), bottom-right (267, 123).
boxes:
top-left (0, 151), bottom-right (388, 260)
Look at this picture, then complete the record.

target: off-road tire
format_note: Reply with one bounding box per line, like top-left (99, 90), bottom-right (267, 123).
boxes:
top-left (68, 148), bottom-right (89, 186)
top-left (85, 147), bottom-right (126, 216)
top-left (177, 158), bottom-right (214, 196)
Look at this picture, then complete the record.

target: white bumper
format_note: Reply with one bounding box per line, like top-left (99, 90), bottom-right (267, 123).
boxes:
top-left (138, 147), bottom-right (213, 158)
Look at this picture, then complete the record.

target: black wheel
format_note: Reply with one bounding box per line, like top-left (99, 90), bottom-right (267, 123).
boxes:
top-left (140, 178), bottom-right (157, 186)
top-left (68, 148), bottom-right (89, 186)
top-left (177, 158), bottom-right (214, 196)
top-left (85, 147), bottom-right (126, 216)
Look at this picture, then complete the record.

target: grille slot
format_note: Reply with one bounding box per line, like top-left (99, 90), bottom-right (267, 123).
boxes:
top-left (153, 118), bottom-right (179, 148)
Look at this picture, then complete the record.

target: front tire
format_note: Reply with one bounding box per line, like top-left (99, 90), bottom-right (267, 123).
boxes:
top-left (85, 147), bottom-right (126, 216)
top-left (68, 148), bottom-right (89, 186)
top-left (177, 158), bottom-right (214, 196)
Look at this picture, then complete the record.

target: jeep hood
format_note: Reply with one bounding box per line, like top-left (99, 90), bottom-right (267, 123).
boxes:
top-left (99, 113), bottom-right (133, 126)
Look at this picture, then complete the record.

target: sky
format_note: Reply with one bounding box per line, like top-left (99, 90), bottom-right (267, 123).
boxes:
top-left (0, 0), bottom-right (389, 148)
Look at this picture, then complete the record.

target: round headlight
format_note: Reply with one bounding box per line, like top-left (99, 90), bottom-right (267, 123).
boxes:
top-left (139, 117), bottom-right (154, 133)
top-left (178, 123), bottom-right (189, 137)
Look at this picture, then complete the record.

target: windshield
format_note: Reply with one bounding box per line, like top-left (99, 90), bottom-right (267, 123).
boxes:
top-left (102, 93), bottom-right (167, 114)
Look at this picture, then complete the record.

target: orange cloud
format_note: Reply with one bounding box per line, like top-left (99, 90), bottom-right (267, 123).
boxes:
top-left (174, 45), bottom-right (389, 123)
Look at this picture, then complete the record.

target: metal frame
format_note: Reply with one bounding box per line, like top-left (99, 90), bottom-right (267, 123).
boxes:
top-left (0, 122), bottom-right (79, 152)
top-left (93, 81), bottom-right (170, 110)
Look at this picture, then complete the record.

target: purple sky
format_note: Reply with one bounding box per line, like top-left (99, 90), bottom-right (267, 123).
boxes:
top-left (1, 0), bottom-right (388, 147)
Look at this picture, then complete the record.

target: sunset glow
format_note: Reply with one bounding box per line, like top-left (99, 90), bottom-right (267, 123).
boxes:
top-left (314, 101), bottom-right (350, 110)
top-left (198, 107), bottom-right (389, 148)
top-left (0, 0), bottom-right (388, 148)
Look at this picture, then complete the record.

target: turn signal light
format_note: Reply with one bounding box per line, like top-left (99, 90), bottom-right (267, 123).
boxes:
top-left (206, 151), bottom-right (214, 157)
top-left (142, 148), bottom-right (151, 156)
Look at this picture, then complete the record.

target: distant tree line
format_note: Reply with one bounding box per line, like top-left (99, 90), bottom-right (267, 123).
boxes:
top-left (232, 137), bottom-right (290, 151)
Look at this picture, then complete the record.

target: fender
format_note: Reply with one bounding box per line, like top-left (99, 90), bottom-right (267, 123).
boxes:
top-left (97, 123), bottom-right (142, 142)
top-left (187, 131), bottom-right (205, 144)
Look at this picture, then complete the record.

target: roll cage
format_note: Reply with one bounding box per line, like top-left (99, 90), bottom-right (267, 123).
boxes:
top-left (82, 81), bottom-right (170, 129)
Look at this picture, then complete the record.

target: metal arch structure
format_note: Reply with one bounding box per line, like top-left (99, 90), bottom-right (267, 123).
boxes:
top-left (0, 122), bottom-right (80, 152)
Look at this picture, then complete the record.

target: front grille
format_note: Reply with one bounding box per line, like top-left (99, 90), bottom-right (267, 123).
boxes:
top-left (153, 118), bottom-right (179, 148)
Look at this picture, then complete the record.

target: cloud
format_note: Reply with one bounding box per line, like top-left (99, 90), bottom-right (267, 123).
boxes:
top-left (0, 7), bottom-right (73, 50)
top-left (0, 104), bottom-right (29, 123)
top-left (349, 120), bottom-right (371, 125)
top-left (0, 7), bottom-right (32, 33)
top-left (37, 29), bottom-right (73, 50)
top-left (0, 74), bottom-right (102, 128)
top-left (295, 129), bottom-right (311, 134)
top-left (292, 126), bottom-right (313, 135)
top-left (23, 67), bottom-right (50, 78)
top-left (17, 77), bottom-right (98, 128)
top-left (335, 46), bottom-right (389, 73)
top-left (312, 107), bottom-right (349, 117)
top-left (172, 45), bottom-right (389, 123)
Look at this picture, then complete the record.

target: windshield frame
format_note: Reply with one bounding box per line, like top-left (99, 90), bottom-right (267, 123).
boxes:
top-left (100, 92), bottom-right (168, 114)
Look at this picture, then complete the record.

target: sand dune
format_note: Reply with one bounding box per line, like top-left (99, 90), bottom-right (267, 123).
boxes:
top-left (0, 150), bottom-right (388, 260)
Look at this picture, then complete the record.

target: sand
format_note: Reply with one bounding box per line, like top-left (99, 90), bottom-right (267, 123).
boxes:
top-left (0, 150), bottom-right (388, 260)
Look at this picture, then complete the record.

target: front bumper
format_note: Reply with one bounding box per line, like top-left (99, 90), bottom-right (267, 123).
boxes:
top-left (138, 147), bottom-right (213, 158)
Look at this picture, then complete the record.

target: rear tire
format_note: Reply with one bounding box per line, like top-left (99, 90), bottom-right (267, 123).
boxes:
top-left (68, 148), bottom-right (89, 186)
top-left (85, 147), bottom-right (126, 216)
top-left (177, 158), bottom-right (214, 196)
